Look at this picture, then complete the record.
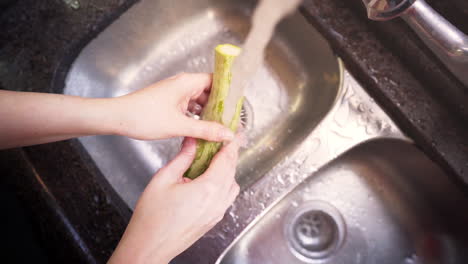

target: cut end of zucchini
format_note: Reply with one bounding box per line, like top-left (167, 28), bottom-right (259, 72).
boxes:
top-left (215, 44), bottom-right (241, 57)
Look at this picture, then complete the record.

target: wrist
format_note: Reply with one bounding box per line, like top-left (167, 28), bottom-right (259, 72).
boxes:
top-left (84, 97), bottom-right (126, 137)
top-left (109, 237), bottom-right (172, 264)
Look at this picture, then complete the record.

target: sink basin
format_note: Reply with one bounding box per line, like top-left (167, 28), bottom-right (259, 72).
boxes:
top-left (64, 0), bottom-right (341, 208)
top-left (216, 138), bottom-right (468, 264)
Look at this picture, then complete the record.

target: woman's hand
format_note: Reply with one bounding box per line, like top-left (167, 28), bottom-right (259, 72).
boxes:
top-left (111, 73), bottom-right (234, 142)
top-left (108, 136), bottom-right (241, 264)
top-left (0, 73), bottom-right (232, 149)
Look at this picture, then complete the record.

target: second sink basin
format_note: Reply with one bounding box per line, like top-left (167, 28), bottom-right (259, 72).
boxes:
top-left (216, 138), bottom-right (468, 264)
top-left (64, 0), bottom-right (341, 208)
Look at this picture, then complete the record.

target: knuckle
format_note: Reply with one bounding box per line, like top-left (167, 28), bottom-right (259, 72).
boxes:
top-left (180, 145), bottom-right (196, 158)
top-left (208, 125), bottom-right (220, 139)
top-left (196, 123), bottom-right (212, 138)
top-left (212, 126), bottom-right (222, 140)
top-left (202, 181), bottom-right (218, 195)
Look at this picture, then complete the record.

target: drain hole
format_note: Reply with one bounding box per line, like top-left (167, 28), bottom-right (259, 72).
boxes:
top-left (293, 211), bottom-right (337, 254)
top-left (240, 99), bottom-right (253, 131)
top-left (286, 201), bottom-right (346, 261)
top-left (186, 98), bottom-right (253, 131)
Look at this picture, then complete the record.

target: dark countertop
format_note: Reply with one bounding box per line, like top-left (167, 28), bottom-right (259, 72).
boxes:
top-left (0, 0), bottom-right (467, 263)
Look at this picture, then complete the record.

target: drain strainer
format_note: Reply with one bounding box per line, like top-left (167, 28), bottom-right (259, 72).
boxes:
top-left (293, 210), bottom-right (337, 254)
top-left (285, 201), bottom-right (346, 262)
top-left (240, 98), bottom-right (253, 131)
top-left (186, 98), bottom-right (253, 131)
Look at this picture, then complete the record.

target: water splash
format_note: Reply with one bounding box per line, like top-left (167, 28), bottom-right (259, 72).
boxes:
top-left (222, 0), bottom-right (301, 124)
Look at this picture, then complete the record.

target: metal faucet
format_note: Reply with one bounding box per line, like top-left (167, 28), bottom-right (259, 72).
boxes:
top-left (362, 0), bottom-right (468, 87)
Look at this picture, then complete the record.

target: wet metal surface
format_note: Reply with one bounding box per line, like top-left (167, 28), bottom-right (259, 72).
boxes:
top-left (2, 0), bottom-right (468, 263)
top-left (173, 70), bottom-right (406, 264)
top-left (64, 0), bottom-right (341, 208)
top-left (62, 0), bottom-right (468, 263)
top-left (217, 138), bottom-right (468, 264)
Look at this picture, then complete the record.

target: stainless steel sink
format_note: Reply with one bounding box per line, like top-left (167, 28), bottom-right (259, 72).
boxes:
top-left (64, 0), bottom-right (341, 209)
top-left (216, 138), bottom-right (468, 264)
top-left (62, 0), bottom-right (468, 263)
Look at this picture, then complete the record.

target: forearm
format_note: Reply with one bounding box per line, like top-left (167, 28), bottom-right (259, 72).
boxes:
top-left (108, 224), bottom-right (172, 264)
top-left (0, 90), bottom-right (121, 149)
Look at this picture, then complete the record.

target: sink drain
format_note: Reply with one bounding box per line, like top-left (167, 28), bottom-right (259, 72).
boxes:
top-left (286, 201), bottom-right (346, 262)
top-left (293, 211), bottom-right (336, 254)
top-left (186, 98), bottom-right (253, 131)
top-left (240, 98), bottom-right (253, 131)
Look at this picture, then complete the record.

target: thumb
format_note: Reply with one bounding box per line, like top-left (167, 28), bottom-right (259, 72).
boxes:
top-left (158, 137), bottom-right (197, 184)
top-left (177, 116), bottom-right (234, 142)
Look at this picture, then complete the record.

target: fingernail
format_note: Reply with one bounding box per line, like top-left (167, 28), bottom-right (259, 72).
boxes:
top-left (193, 104), bottom-right (202, 114)
top-left (221, 129), bottom-right (235, 141)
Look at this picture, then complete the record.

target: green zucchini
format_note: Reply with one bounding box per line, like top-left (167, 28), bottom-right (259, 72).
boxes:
top-left (184, 44), bottom-right (244, 179)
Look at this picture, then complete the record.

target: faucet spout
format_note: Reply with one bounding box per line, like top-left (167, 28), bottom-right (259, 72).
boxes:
top-left (362, 0), bottom-right (415, 21)
top-left (362, 0), bottom-right (468, 87)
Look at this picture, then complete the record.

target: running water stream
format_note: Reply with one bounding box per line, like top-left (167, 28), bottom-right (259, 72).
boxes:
top-left (222, 0), bottom-right (302, 124)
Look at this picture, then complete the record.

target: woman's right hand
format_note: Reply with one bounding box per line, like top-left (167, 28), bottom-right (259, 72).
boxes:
top-left (108, 135), bottom-right (241, 264)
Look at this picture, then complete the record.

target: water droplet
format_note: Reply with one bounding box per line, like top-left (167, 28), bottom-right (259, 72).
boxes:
top-left (63, 0), bottom-right (80, 9)
top-left (365, 119), bottom-right (383, 135)
top-left (277, 174), bottom-right (285, 185)
top-left (348, 95), bottom-right (360, 110)
top-left (218, 233), bottom-right (226, 240)
top-left (229, 210), bottom-right (236, 218)
top-left (357, 113), bottom-right (369, 126)
top-left (358, 103), bottom-right (366, 112)
top-left (287, 173), bottom-right (296, 184)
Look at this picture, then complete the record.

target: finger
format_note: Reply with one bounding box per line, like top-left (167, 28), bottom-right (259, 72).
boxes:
top-left (199, 135), bottom-right (241, 184)
top-left (176, 116), bottom-right (234, 142)
top-left (158, 137), bottom-right (197, 183)
top-left (184, 73), bottom-right (212, 99)
top-left (163, 73), bottom-right (212, 98)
